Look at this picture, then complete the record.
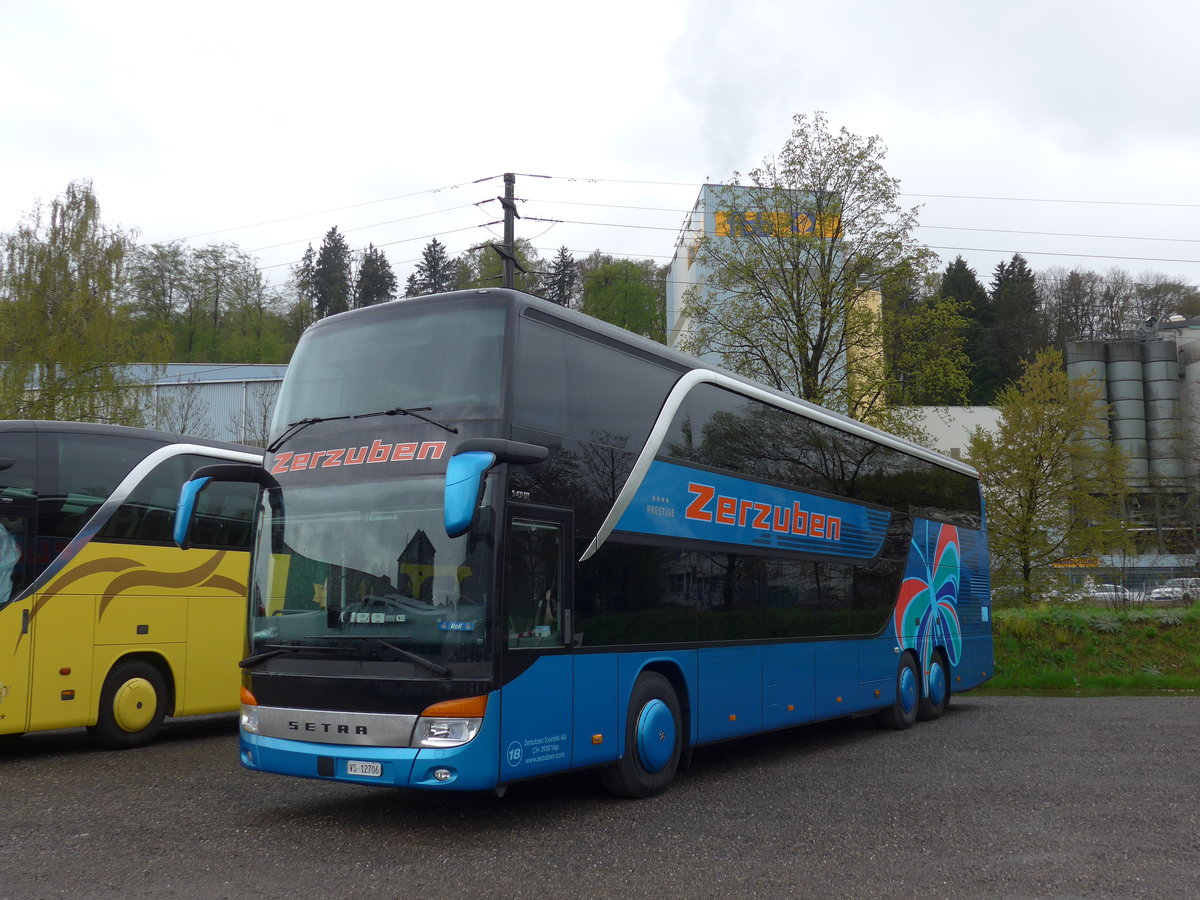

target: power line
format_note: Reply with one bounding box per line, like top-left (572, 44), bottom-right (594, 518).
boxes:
top-left (166, 174), bottom-right (506, 242)
top-left (904, 192), bottom-right (1200, 209)
top-left (246, 201), bottom-right (488, 254)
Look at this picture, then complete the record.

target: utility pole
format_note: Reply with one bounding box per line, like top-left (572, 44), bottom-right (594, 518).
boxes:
top-left (501, 172), bottom-right (518, 289)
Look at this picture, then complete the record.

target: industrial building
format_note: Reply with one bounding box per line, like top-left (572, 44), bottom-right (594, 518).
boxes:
top-left (134, 363), bottom-right (285, 445)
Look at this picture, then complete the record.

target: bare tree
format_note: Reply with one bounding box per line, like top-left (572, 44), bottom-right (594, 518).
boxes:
top-left (230, 381), bottom-right (279, 447)
top-left (152, 378), bottom-right (215, 438)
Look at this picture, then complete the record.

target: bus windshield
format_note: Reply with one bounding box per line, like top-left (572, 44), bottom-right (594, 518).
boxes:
top-left (270, 302), bottom-right (507, 432)
top-left (249, 476), bottom-right (494, 672)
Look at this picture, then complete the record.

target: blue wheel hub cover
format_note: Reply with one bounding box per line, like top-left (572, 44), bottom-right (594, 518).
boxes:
top-left (899, 664), bottom-right (918, 715)
top-left (928, 661), bottom-right (946, 706)
top-left (635, 698), bottom-right (675, 773)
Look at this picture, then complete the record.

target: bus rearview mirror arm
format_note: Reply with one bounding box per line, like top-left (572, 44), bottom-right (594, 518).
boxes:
top-left (444, 440), bottom-right (549, 538)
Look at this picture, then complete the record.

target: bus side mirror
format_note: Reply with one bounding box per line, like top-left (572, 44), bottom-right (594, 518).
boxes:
top-left (175, 463), bottom-right (274, 550)
top-left (443, 439), bottom-right (549, 538)
top-left (444, 452), bottom-right (496, 538)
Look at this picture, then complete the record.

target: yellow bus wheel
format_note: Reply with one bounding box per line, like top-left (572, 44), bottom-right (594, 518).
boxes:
top-left (89, 660), bottom-right (168, 750)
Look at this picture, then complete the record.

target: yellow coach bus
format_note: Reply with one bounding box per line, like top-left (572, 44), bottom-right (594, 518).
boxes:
top-left (0, 421), bottom-right (261, 748)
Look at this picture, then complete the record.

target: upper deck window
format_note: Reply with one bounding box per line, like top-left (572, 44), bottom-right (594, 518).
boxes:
top-left (514, 317), bottom-right (680, 450)
top-left (272, 302), bottom-right (507, 434)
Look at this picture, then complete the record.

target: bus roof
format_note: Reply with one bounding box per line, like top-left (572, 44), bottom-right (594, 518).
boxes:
top-left (305, 288), bottom-right (978, 479)
top-left (0, 419), bottom-right (261, 455)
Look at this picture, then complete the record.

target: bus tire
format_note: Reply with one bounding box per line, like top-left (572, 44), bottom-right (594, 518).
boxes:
top-left (877, 653), bottom-right (919, 731)
top-left (917, 649), bottom-right (950, 721)
top-left (600, 671), bottom-right (682, 799)
top-left (89, 659), bottom-right (168, 749)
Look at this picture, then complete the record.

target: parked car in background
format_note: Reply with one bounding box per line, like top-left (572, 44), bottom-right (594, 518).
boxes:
top-left (1081, 582), bottom-right (1140, 608)
top-left (1146, 578), bottom-right (1200, 607)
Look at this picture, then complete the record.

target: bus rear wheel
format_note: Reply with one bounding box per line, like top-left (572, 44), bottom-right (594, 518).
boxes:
top-left (89, 659), bottom-right (168, 749)
top-left (877, 653), bottom-right (919, 731)
top-left (917, 649), bottom-right (950, 721)
top-left (600, 671), bottom-right (682, 799)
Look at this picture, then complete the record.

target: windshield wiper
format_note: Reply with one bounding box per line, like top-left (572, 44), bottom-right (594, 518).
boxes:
top-left (352, 406), bottom-right (458, 434)
top-left (267, 407), bottom-right (458, 454)
top-left (239, 642), bottom-right (348, 668)
top-left (266, 415), bottom-right (352, 453)
top-left (375, 640), bottom-right (452, 676)
top-left (297, 634), bottom-right (453, 677)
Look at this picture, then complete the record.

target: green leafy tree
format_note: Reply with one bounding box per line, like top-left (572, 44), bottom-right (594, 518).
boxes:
top-left (967, 348), bottom-right (1130, 603)
top-left (879, 253), bottom-right (971, 411)
top-left (0, 180), bottom-right (168, 423)
top-left (455, 238), bottom-right (543, 295)
top-left (680, 112), bottom-right (932, 420)
top-left (405, 238), bottom-right (459, 297)
top-left (217, 261), bottom-right (289, 363)
top-left (355, 244), bottom-right (397, 308)
top-left (313, 227), bottom-right (352, 318)
top-left (578, 253), bottom-right (665, 341)
top-left (126, 241), bottom-right (191, 343)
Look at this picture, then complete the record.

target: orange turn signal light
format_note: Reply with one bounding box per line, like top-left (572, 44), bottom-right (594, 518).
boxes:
top-left (421, 695), bottom-right (487, 718)
top-left (240, 686), bottom-right (258, 706)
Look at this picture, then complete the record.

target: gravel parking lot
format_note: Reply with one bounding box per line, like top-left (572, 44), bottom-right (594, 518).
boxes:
top-left (2, 696), bottom-right (1198, 898)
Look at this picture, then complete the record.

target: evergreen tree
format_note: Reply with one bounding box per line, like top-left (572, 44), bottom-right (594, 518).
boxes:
top-left (0, 179), bottom-right (168, 423)
top-left (940, 256), bottom-right (997, 405)
top-left (544, 246), bottom-right (577, 307)
top-left (313, 227), bottom-right (352, 318)
top-left (990, 253), bottom-right (1044, 388)
top-left (355, 244), bottom-right (397, 308)
top-left (940, 255), bottom-right (989, 310)
top-left (286, 244), bottom-right (317, 339)
top-left (405, 238), bottom-right (457, 297)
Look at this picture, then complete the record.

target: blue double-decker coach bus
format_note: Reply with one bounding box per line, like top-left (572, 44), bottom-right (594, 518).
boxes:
top-left (176, 288), bottom-right (993, 798)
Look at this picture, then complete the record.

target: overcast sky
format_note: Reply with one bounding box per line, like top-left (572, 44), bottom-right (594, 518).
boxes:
top-left (3, 0), bottom-right (1198, 293)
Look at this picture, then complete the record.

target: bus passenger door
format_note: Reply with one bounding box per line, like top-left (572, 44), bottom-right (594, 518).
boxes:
top-left (0, 509), bottom-right (34, 735)
top-left (498, 507), bottom-right (575, 782)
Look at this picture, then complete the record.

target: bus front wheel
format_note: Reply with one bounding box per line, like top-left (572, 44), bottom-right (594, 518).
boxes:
top-left (89, 659), bottom-right (168, 749)
top-left (877, 653), bottom-right (919, 731)
top-left (600, 671), bottom-right (682, 799)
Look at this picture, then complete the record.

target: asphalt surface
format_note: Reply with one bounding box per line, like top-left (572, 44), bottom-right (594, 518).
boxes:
top-left (2, 696), bottom-right (1198, 899)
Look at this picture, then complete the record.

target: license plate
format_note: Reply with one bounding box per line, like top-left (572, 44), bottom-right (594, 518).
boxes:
top-left (346, 760), bottom-right (382, 778)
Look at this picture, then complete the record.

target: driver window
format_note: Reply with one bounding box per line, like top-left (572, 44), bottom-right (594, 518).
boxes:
top-left (507, 517), bottom-right (562, 648)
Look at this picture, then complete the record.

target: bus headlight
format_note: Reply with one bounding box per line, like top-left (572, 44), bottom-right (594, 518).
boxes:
top-left (410, 695), bottom-right (487, 748)
top-left (241, 704), bottom-right (260, 735)
top-left (412, 717), bottom-right (482, 748)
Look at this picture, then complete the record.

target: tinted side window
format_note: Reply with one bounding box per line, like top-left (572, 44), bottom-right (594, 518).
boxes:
top-left (192, 474), bottom-right (256, 549)
top-left (39, 434), bottom-right (160, 540)
top-left (97, 452), bottom-right (256, 548)
top-left (662, 384), bottom-right (981, 525)
top-left (574, 525), bottom-right (910, 647)
top-left (514, 318), bottom-right (679, 450)
top-left (0, 431), bottom-right (37, 502)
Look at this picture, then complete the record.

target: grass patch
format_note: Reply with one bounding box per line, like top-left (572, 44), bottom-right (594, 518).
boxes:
top-left (978, 604), bottom-right (1200, 695)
